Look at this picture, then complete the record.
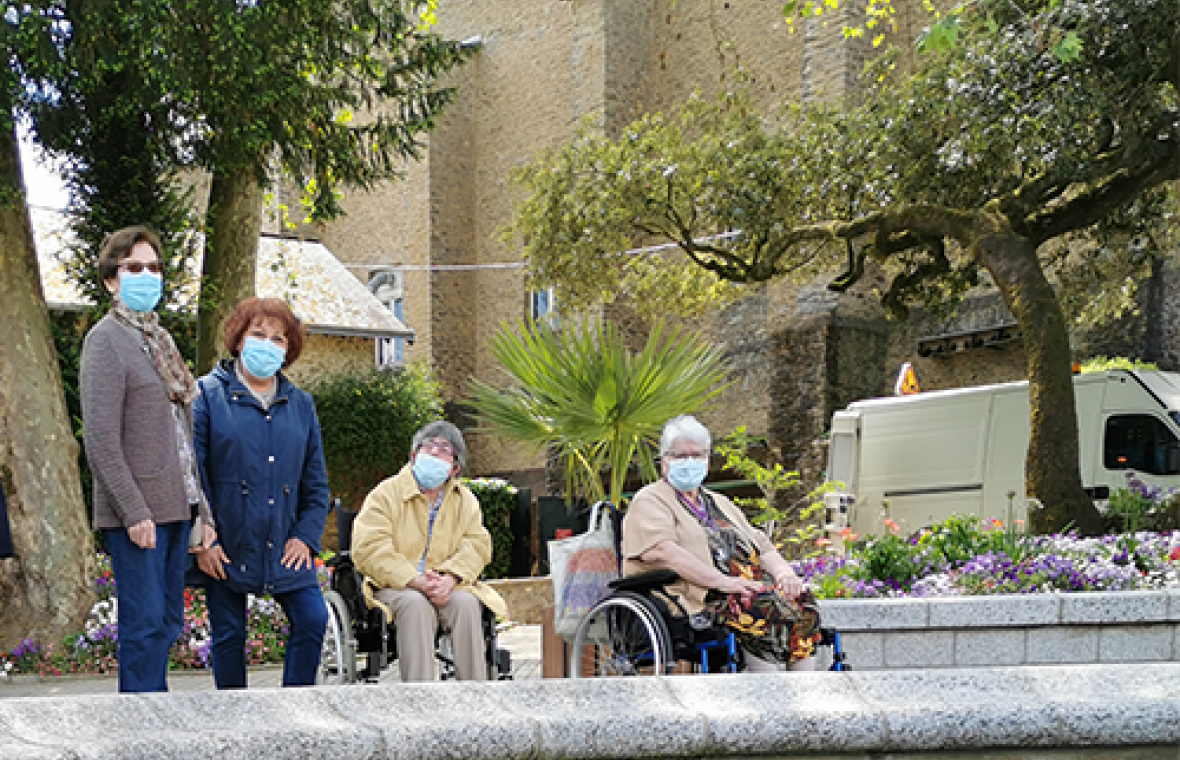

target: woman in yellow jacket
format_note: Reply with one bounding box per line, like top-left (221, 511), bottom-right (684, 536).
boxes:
top-left (352, 421), bottom-right (505, 682)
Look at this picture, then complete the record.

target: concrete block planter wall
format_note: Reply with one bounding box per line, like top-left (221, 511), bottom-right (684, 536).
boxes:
top-left (817, 589), bottom-right (1180, 670)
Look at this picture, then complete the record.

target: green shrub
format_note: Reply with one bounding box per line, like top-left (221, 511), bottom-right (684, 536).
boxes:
top-left (310, 364), bottom-right (443, 511)
top-left (463, 477), bottom-right (519, 580)
top-left (1105, 474), bottom-right (1179, 533)
top-left (714, 426), bottom-right (828, 559)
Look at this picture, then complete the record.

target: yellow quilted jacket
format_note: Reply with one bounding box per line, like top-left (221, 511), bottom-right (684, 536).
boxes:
top-left (352, 464), bottom-right (507, 619)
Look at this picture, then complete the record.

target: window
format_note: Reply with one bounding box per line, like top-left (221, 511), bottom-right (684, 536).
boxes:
top-left (370, 270), bottom-right (405, 369)
top-left (375, 298), bottom-right (405, 367)
top-left (529, 287), bottom-right (557, 327)
top-left (1104, 415), bottom-right (1180, 475)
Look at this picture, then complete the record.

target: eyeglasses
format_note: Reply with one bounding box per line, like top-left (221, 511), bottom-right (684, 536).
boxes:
top-left (120, 261), bottom-right (162, 274)
top-left (664, 451), bottom-right (709, 463)
top-left (421, 439), bottom-right (455, 457)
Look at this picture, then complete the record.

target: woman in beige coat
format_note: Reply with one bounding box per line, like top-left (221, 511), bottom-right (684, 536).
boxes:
top-left (622, 414), bottom-right (817, 671)
top-left (352, 421), bottom-right (505, 682)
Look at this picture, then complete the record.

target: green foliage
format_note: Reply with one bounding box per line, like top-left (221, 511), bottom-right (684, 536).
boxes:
top-left (18, 0), bottom-right (473, 219)
top-left (713, 426), bottom-right (830, 558)
top-left (310, 365), bottom-right (444, 511)
top-left (1106, 488), bottom-right (1157, 535)
top-left (918, 513), bottom-right (1034, 565)
top-left (1079, 356), bottom-right (1159, 373)
top-left (1105, 474), bottom-right (1178, 534)
top-left (463, 478), bottom-right (518, 580)
top-left (469, 318), bottom-right (728, 506)
top-left (915, 512), bottom-right (996, 565)
top-left (851, 532), bottom-right (927, 589)
top-left (505, 88), bottom-right (843, 317)
top-left (164, 0), bottom-right (473, 221)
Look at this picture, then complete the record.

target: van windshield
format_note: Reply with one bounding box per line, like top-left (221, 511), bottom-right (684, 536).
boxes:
top-left (1105, 414), bottom-right (1180, 475)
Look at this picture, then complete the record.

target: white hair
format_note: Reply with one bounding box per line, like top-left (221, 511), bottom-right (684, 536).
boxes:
top-left (659, 414), bottom-right (711, 457)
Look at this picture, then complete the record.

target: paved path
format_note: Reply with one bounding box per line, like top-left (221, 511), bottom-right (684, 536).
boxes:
top-left (0, 624), bottom-right (542, 699)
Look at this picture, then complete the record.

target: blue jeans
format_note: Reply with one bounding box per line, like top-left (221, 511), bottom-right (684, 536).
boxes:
top-left (103, 521), bottom-right (190, 693)
top-left (204, 581), bottom-right (327, 688)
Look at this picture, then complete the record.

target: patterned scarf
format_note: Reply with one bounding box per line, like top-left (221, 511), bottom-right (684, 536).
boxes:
top-left (693, 491), bottom-right (822, 665)
top-left (110, 301), bottom-right (199, 404)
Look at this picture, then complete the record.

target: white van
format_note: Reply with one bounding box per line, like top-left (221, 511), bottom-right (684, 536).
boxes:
top-left (824, 370), bottom-right (1180, 536)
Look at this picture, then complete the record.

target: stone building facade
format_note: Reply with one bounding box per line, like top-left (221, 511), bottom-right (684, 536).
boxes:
top-left (301, 0), bottom-right (1179, 492)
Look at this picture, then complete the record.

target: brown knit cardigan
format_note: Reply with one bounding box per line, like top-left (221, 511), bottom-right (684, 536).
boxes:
top-left (80, 314), bottom-right (211, 530)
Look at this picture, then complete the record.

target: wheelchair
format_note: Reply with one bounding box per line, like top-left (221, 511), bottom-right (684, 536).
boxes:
top-left (318, 503), bottom-right (512, 684)
top-left (566, 503), bottom-right (850, 677)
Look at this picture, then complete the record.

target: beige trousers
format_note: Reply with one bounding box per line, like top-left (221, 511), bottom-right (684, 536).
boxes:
top-left (374, 587), bottom-right (487, 683)
top-left (744, 651), bottom-right (816, 673)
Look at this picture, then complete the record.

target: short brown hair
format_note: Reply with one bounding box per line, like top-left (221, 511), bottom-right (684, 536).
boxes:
top-left (222, 297), bottom-right (305, 368)
top-left (97, 226), bottom-right (163, 284)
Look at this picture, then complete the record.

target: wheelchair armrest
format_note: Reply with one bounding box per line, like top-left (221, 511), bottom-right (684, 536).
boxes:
top-left (609, 568), bottom-right (680, 594)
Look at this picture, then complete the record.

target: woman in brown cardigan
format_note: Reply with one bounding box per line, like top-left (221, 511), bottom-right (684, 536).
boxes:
top-left (80, 226), bottom-right (213, 693)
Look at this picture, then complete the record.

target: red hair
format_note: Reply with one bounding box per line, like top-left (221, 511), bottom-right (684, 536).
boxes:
top-left (222, 298), bottom-right (305, 368)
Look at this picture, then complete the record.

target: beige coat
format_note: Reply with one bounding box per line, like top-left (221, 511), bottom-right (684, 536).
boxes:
top-left (352, 465), bottom-right (507, 619)
top-left (622, 479), bottom-right (774, 615)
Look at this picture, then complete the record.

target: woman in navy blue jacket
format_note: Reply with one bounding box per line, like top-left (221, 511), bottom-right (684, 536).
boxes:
top-left (193, 297), bottom-right (329, 688)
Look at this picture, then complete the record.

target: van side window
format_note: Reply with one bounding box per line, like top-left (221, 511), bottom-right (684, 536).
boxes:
top-left (1104, 415), bottom-right (1180, 475)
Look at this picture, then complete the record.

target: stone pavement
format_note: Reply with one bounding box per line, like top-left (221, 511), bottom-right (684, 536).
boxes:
top-left (0, 624), bottom-right (541, 699)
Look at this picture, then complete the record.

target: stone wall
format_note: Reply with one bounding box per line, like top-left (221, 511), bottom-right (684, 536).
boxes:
top-left (819, 590), bottom-right (1180, 672)
top-left (284, 334), bottom-right (375, 388)
top-left (5, 665), bottom-right (1180, 759)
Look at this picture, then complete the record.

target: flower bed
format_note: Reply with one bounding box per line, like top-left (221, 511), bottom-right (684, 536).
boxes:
top-left (7, 510), bottom-right (1180, 678)
top-left (1, 552), bottom-right (332, 679)
top-left (792, 514), bottom-right (1180, 598)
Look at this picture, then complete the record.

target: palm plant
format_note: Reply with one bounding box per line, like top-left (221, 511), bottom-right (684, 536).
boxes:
top-left (469, 318), bottom-right (728, 506)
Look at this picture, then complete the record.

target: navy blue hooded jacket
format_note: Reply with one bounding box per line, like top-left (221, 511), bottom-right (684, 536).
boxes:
top-left (193, 359), bottom-right (329, 595)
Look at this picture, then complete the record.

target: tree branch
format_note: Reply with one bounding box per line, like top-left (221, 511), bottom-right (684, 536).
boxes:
top-left (1027, 135), bottom-right (1180, 244)
top-left (880, 239), bottom-right (951, 319)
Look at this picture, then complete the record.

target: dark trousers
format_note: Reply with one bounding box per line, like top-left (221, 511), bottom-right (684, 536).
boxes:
top-left (204, 581), bottom-right (328, 688)
top-left (0, 481), bottom-right (13, 558)
top-left (103, 521), bottom-right (190, 693)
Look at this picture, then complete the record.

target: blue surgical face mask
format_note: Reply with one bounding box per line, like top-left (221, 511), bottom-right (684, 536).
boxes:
top-left (118, 271), bottom-right (163, 313)
top-left (667, 459), bottom-right (708, 493)
top-left (240, 336), bottom-right (286, 380)
top-left (412, 451), bottom-right (453, 489)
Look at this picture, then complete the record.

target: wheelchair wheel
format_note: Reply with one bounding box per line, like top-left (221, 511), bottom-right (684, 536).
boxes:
top-left (319, 589), bottom-right (357, 684)
top-left (569, 592), bottom-right (672, 677)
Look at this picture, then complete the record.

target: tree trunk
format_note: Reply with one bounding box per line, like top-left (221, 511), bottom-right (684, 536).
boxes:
top-left (196, 167), bottom-right (264, 375)
top-left (974, 202), bottom-right (1104, 535)
top-left (0, 121), bottom-right (97, 649)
